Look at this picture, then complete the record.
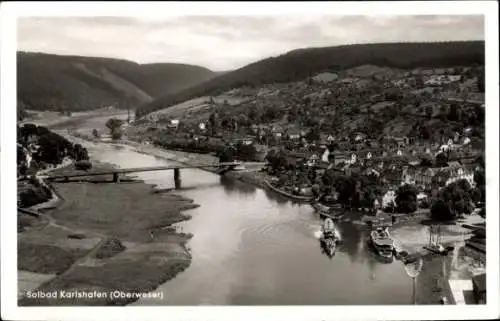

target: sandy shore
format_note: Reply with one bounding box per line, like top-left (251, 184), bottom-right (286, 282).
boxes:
top-left (18, 162), bottom-right (198, 306)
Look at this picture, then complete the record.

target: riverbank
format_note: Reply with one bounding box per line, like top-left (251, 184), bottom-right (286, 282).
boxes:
top-left (18, 161), bottom-right (199, 306)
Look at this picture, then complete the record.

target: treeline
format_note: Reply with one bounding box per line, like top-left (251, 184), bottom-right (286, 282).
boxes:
top-left (136, 41), bottom-right (485, 117)
top-left (17, 123), bottom-right (90, 174)
top-left (17, 52), bottom-right (216, 112)
top-left (153, 137), bottom-right (259, 162)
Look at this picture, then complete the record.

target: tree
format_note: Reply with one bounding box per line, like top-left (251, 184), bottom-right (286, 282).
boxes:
top-left (435, 152), bottom-right (448, 167)
top-left (74, 160), bottom-right (92, 171)
top-left (306, 126), bottom-right (321, 142)
top-left (425, 105), bottom-right (434, 119)
top-left (73, 144), bottom-right (89, 161)
top-left (434, 179), bottom-right (474, 220)
top-left (235, 142), bottom-right (257, 161)
top-left (447, 104), bottom-right (462, 122)
top-left (420, 157), bottom-right (433, 167)
top-left (430, 199), bottom-right (453, 221)
top-left (266, 149), bottom-right (289, 173)
top-left (105, 118), bottom-right (123, 140)
top-left (218, 147), bottom-right (235, 163)
top-left (92, 129), bottom-right (100, 138)
top-left (208, 112), bottom-right (219, 135)
top-left (334, 175), bottom-right (357, 209)
top-left (477, 70), bottom-right (485, 93)
top-left (473, 168), bottom-right (486, 203)
top-left (395, 184), bottom-right (418, 214)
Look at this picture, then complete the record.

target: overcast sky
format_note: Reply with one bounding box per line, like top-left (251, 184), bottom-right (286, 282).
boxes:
top-left (17, 15), bottom-right (484, 71)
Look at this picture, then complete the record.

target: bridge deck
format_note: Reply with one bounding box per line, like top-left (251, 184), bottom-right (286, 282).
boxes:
top-left (45, 162), bottom-right (265, 179)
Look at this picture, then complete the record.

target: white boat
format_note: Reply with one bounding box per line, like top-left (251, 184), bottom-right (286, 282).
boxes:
top-left (320, 218), bottom-right (342, 257)
top-left (370, 227), bottom-right (394, 260)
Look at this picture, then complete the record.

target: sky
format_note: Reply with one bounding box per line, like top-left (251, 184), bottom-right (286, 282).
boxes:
top-left (17, 15), bottom-right (484, 71)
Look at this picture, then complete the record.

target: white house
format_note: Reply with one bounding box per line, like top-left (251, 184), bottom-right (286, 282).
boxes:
top-left (396, 149), bottom-right (403, 156)
top-left (366, 152), bottom-right (372, 159)
top-left (463, 137), bottom-right (471, 145)
top-left (321, 148), bottom-right (330, 162)
top-left (199, 122), bottom-right (206, 131)
top-left (350, 153), bottom-right (357, 164)
top-left (445, 166), bottom-right (475, 187)
top-left (439, 145), bottom-right (451, 153)
top-left (169, 119), bottom-right (180, 128)
top-left (382, 190), bottom-right (397, 208)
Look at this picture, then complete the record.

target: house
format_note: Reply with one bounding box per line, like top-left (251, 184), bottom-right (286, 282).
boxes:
top-left (383, 167), bottom-right (405, 186)
top-left (287, 131), bottom-right (301, 141)
top-left (307, 154), bottom-right (320, 166)
top-left (445, 164), bottom-right (475, 187)
top-left (332, 152), bottom-right (349, 166)
top-left (432, 170), bottom-right (451, 189)
top-left (350, 153), bottom-right (358, 164)
top-left (382, 190), bottom-right (397, 208)
top-left (241, 136), bottom-right (254, 146)
top-left (168, 119), bottom-right (180, 129)
top-left (199, 122), bottom-right (206, 131)
top-left (394, 136), bottom-right (410, 147)
top-left (321, 148), bottom-right (330, 162)
top-left (271, 126), bottom-right (283, 138)
top-left (396, 149), bottom-right (403, 156)
top-left (353, 132), bottom-right (367, 142)
top-left (439, 144), bottom-right (451, 154)
top-left (417, 192), bottom-right (429, 206)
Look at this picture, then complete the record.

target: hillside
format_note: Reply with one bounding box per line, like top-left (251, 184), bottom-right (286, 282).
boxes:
top-left (136, 41), bottom-right (484, 117)
top-left (17, 52), bottom-right (216, 112)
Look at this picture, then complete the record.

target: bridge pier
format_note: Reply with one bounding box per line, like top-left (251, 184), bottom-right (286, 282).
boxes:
top-left (113, 173), bottom-right (120, 183)
top-left (174, 168), bottom-right (181, 189)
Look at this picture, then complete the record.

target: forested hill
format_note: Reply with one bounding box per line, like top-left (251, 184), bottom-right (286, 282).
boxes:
top-left (136, 41), bottom-right (484, 118)
top-left (17, 52), bottom-right (216, 112)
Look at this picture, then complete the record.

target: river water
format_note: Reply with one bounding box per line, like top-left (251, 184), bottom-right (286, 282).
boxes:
top-left (62, 132), bottom-right (482, 305)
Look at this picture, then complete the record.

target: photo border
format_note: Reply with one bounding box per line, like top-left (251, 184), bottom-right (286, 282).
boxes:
top-left (1, 1), bottom-right (498, 320)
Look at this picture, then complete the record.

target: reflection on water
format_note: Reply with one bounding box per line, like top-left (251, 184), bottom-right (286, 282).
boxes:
top-left (68, 135), bottom-right (480, 305)
top-left (220, 175), bottom-right (257, 196)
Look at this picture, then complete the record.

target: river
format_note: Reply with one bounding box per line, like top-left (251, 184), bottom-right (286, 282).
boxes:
top-left (53, 121), bottom-right (483, 305)
top-left (60, 137), bottom-right (417, 305)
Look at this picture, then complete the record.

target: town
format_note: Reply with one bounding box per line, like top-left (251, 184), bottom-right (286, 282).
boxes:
top-left (123, 64), bottom-right (485, 222)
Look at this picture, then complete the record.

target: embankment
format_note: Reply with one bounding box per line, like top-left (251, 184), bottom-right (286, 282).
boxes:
top-left (18, 162), bottom-right (199, 306)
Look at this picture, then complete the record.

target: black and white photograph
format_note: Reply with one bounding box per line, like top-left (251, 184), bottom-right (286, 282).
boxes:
top-left (1, 2), bottom-right (499, 321)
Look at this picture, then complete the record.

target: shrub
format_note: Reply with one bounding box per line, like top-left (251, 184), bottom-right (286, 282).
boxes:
top-left (430, 199), bottom-right (454, 221)
top-left (395, 184), bottom-right (418, 214)
top-left (74, 160), bottom-right (92, 171)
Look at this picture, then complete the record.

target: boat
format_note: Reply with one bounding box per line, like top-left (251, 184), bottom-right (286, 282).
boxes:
top-left (320, 218), bottom-right (341, 258)
top-left (321, 237), bottom-right (337, 258)
top-left (264, 180), bottom-right (314, 201)
top-left (369, 227), bottom-right (394, 260)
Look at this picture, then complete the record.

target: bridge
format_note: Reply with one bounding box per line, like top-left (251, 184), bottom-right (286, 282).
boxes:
top-left (43, 162), bottom-right (266, 187)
